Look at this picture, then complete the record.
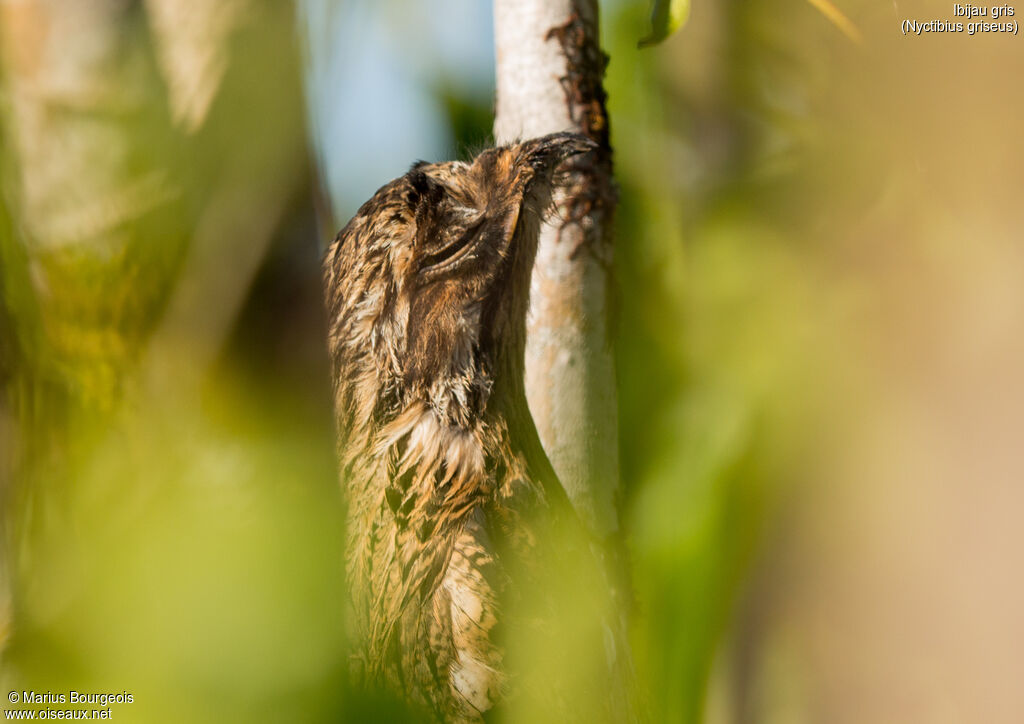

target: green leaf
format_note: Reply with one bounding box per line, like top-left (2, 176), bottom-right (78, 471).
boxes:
top-left (638, 0), bottom-right (691, 48)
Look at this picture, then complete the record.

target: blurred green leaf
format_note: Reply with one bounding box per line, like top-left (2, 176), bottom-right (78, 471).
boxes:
top-left (638, 0), bottom-right (691, 48)
top-left (804, 0), bottom-right (863, 42)
top-left (638, 0), bottom-right (860, 49)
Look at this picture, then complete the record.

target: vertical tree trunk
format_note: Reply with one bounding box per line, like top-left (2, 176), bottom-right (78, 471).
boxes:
top-left (493, 0), bottom-right (620, 539)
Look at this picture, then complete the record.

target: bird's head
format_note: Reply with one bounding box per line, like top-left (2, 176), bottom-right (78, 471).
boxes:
top-left (325, 133), bottom-right (595, 434)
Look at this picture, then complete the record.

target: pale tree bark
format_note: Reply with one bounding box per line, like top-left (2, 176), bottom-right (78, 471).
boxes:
top-left (493, 0), bottom-right (620, 539)
top-left (493, 8), bottom-right (640, 721)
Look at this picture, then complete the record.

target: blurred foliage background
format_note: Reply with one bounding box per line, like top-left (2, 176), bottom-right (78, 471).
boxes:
top-left (2, 0), bottom-right (1023, 722)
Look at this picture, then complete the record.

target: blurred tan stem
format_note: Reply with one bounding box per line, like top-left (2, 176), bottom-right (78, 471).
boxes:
top-left (0, 0), bottom-right (180, 407)
top-left (0, 0), bottom-right (304, 651)
top-left (144, 0), bottom-right (248, 133)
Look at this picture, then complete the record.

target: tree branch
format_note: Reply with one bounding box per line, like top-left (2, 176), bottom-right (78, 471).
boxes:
top-left (493, 0), bottom-right (620, 538)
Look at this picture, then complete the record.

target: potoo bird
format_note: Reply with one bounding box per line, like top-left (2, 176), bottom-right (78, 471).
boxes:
top-left (322, 133), bottom-right (628, 722)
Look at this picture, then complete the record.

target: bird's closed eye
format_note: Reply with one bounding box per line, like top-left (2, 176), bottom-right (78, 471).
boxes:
top-left (419, 216), bottom-right (485, 272)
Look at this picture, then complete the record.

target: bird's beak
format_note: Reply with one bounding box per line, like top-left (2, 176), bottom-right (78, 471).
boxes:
top-left (523, 132), bottom-right (598, 172)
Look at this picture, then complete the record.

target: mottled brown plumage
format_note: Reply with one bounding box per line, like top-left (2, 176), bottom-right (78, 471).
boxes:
top-left (322, 134), bottom-right (606, 722)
